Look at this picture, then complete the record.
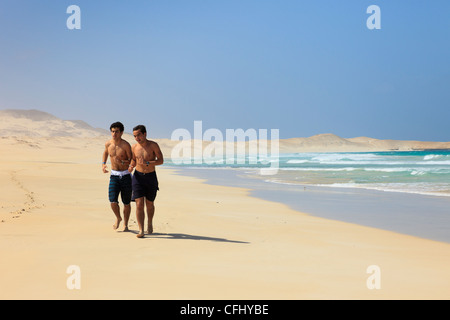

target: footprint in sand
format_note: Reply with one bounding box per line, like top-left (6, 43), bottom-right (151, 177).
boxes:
top-left (7, 171), bottom-right (44, 221)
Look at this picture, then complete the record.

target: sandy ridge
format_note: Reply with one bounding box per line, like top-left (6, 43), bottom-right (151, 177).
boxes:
top-left (1, 109), bottom-right (449, 153)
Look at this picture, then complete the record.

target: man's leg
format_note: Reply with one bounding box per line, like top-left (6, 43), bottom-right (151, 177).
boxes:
top-left (123, 204), bottom-right (131, 231)
top-left (109, 175), bottom-right (122, 230)
top-left (110, 202), bottom-right (122, 230)
top-left (120, 175), bottom-right (133, 232)
top-left (146, 200), bottom-right (155, 234)
top-left (135, 197), bottom-right (145, 238)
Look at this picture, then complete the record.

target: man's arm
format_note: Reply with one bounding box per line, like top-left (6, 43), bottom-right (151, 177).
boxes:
top-left (126, 142), bottom-right (132, 164)
top-left (128, 144), bottom-right (136, 173)
top-left (125, 142), bottom-right (133, 164)
top-left (150, 142), bottom-right (164, 166)
top-left (102, 142), bottom-right (109, 173)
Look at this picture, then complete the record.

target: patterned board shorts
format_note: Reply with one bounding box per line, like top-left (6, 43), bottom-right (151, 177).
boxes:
top-left (108, 171), bottom-right (132, 205)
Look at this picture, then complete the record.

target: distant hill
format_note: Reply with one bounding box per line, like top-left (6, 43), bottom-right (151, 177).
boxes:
top-left (1, 108), bottom-right (449, 152)
top-left (0, 109), bottom-right (109, 138)
top-left (0, 109), bottom-right (60, 121)
top-left (278, 134), bottom-right (450, 152)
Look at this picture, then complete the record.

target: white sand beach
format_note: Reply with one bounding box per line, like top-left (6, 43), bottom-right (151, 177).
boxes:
top-left (1, 110), bottom-right (450, 300)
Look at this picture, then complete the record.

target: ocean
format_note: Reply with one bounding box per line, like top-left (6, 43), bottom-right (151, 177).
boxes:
top-left (168, 150), bottom-right (450, 198)
top-left (165, 150), bottom-right (450, 242)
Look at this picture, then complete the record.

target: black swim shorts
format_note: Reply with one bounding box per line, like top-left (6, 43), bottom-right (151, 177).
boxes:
top-left (108, 173), bottom-right (132, 205)
top-left (131, 170), bottom-right (159, 202)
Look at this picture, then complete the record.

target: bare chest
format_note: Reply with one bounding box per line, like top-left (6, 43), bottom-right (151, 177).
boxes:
top-left (108, 143), bottom-right (127, 158)
top-left (135, 145), bottom-right (155, 160)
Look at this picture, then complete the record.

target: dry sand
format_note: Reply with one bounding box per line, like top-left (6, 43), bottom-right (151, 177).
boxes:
top-left (1, 135), bottom-right (450, 300)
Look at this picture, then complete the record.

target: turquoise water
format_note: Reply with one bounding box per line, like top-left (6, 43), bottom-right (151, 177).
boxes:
top-left (167, 150), bottom-right (450, 197)
top-left (269, 150), bottom-right (450, 197)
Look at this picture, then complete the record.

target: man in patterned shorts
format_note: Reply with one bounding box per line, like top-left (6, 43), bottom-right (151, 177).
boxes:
top-left (102, 122), bottom-right (132, 231)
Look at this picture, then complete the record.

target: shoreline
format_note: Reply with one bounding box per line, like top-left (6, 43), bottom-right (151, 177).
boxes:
top-left (2, 137), bottom-right (450, 299)
top-left (170, 166), bottom-right (450, 244)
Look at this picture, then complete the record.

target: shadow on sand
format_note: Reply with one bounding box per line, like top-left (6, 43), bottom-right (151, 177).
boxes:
top-left (128, 231), bottom-right (249, 244)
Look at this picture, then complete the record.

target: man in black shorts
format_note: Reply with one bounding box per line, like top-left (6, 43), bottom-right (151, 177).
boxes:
top-left (102, 122), bottom-right (132, 231)
top-left (128, 125), bottom-right (164, 238)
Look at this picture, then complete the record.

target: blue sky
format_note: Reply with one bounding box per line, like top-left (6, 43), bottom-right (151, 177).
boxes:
top-left (0, 0), bottom-right (449, 141)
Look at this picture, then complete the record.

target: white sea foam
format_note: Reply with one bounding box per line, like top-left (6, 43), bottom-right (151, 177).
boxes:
top-left (424, 154), bottom-right (440, 160)
top-left (423, 154), bottom-right (450, 161)
top-left (286, 159), bottom-right (309, 164)
top-left (421, 160), bottom-right (450, 165)
top-left (279, 152), bottom-right (450, 167)
top-left (314, 182), bottom-right (450, 197)
top-left (170, 150), bottom-right (450, 198)
top-left (410, 170), bottom-right (426, 176)
top-left (311, 153), bottom-right (381, 162)
top-left (278, 167), bottom-right (357, 171)
top-left (262, 178), bottom-right (450, 197)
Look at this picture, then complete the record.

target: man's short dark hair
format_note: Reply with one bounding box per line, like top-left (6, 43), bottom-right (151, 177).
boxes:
top-left (133, 125), bottom-right (147, 134)
top-left (110, 122), bottom-right (124, 132)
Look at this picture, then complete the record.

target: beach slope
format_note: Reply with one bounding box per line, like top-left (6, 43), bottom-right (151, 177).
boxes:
top-left (1, 134), bottom-right (450, 299)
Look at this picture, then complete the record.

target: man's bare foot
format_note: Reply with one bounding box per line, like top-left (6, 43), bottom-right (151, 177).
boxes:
top-left (113, 218), bottom-right (122, 230)
top-left (136, 232), bottom-right (145, 238)
top-left (146, 225), bottom-right (153, 234)
top-left (123, 226), bottom-right (129, 232)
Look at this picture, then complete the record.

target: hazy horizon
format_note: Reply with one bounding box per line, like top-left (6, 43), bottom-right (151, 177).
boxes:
top-left (1, 1), bottom-right (449, 141)
top-left (3, 107), bottom-right (450, 145)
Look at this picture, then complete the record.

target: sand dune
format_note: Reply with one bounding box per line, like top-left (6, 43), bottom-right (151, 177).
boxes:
top-left (0, 109), bottom-right (108, 138)
top-left (2, 109), bottom-right (448, 154)
top-left (160, 132), bottom-right (450, 157)
top-left (279, 134), bottom-right (450, 152)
